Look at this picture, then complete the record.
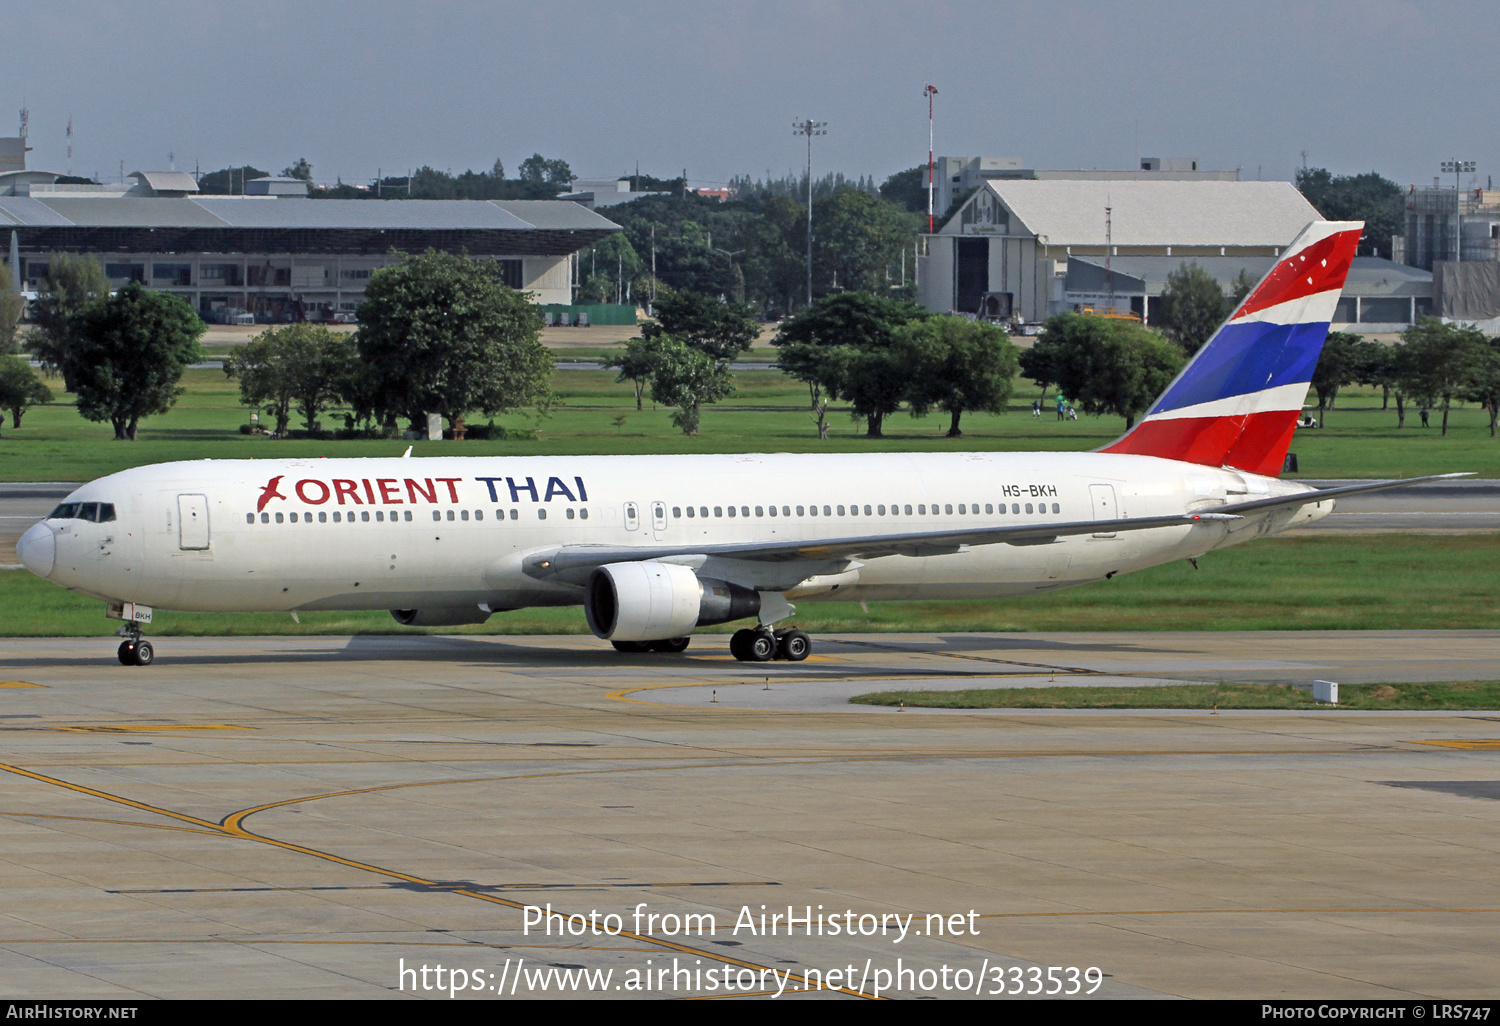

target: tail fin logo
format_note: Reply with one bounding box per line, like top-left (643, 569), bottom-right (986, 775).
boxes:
top-left (1101, 220), bottom-right (1362, 477)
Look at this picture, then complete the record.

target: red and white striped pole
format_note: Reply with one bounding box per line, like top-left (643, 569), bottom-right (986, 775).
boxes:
top-left (924, 84), bottom-right (938, 234)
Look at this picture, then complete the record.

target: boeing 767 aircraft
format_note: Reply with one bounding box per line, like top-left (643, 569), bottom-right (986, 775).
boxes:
top-left (15, 220), bottom-right (1460, 665)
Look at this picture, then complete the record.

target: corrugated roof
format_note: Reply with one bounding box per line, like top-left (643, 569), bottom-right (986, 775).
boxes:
top-left (41, 197), bottom-right (230, 228)
top-left (0, 196), bottom-right (76, 226)
top-left (191, 197), bottom-right (536, 230)
top-left (978, 180), bottom-right (1320, 247)
top-left (1069, 254), bottom-right (1431, 297)
top-left (491, 199), bottom-right (620, 230)
top-left (131, 171), bottom-right (200, 193)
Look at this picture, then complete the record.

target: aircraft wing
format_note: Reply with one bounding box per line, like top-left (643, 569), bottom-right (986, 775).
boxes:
top-left (521, 473), bottom-right (1469, 584)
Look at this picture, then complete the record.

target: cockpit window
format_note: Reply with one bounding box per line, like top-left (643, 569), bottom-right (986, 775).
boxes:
top-left (47, 502), bottom-right (115, 522)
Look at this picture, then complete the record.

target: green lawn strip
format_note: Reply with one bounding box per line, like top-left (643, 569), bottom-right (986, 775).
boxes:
top-left (3, 534), bottom-right (1497, 637)
top-left (849, 681), bottom-right (1500, 710)
top-left (2, 371), bottom-right (1496, 482)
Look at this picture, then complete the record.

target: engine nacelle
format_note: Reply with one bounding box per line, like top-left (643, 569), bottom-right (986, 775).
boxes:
top-left (391, 606), bottom-right (493, 627)
top-left (584, 561), bottom-right (760, 642)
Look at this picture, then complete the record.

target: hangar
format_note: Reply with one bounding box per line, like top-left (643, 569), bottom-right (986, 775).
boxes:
top-left (0, 170), bottom-right (621, 322)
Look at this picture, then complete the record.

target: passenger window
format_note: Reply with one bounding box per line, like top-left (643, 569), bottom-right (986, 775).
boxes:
top-left (727, 506), bottom-right (736, 518)
top-left (261, 512), bottom-right (270, 523)
top-left (864, 505), bottom-right (872, 516)
top-left (246, 513), bottom-right (254, 524)
top-left (822, 505), bottom-right (831, 516)
top-left (796, 506), bottom-right (805, 516)
top-left (699, 506), bottom-right (708, 518)
top-left (1025, 503), bottom-right (1034, 514)
top-left (1052, 503), bottom-right (1060, 513)
top-left (809, 505), bottom-right (818, 516)
top-left (566, 508), bottom-right (575, 520)
top-left (673, 507), bottom-right (682, 518)
top-left (715, 506), bottom-right (723, 517)
top-left (446, 510), bottom-right (455, 521)
top-left (580, 508), bottom-right (589, 520)
top-left (460, 510), bottom-right (469, 521)
top-left (404, 510), bottom-right (413, 521)
top-left (782, 506), bottom-right (791, 516)
top-left (686, 506), bottom-right (695, 518)
top-left (957, 505), bottom-right (965, 515)
top-left (475, 510), bottom-right (483, 521)
top-left (917, 505), bottom-right (925, 515)
top-left (1012, 503), bottom-right (1020, 514)
top-left (319, 512), bottom-right (328, 523)
top-left (538, 509), bottom-right (547, 520)
top-left (836, 505), bottom-right (845, 516)
top-left (361, 511), bottom-right (370, 522)
top-left (877, 505), bottom-right (885, 515)
top-left (433, 511), bottom-right (442, 522)
top-left (496, 509), bottom-right (504, 521)
top-left (945, 504), bottom-right (953, 515)
top-left (375, 511), bottom-right (383, 522)
top-left (985, 504), bottom-right (993, 514)
top-left (275, 512), bottom-right (284, 523)
top-left (741, 506), bottom-right (749, 517)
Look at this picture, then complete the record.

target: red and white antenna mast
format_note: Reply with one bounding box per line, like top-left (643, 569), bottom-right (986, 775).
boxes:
top-left (924, 84), bottom-right (938, 234)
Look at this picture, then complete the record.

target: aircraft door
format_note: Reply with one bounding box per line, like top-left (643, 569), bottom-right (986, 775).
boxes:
top-left (623, 502), bottom-right (640, 533)
top-left (1089, 484), bottom-right (1118, 538)
top-left (178, 494), bottom-right (211, 550)
top-left (650, 501), bottom-right (668, 538)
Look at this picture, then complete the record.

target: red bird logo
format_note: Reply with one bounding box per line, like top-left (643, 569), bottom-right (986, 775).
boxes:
top-left (256, 476), bottom-right (287, 512)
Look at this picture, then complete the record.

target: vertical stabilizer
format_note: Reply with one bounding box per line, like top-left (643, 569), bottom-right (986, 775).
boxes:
top-left (1101, 220), bottom-right (1362, 476)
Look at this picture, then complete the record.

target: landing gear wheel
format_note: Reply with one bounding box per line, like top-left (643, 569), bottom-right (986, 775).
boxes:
top-left (118, 641), bottom-right (136, 665)
top-left (729, 629), bottom-right (756, 661)
top-left (133, 641), bottom-right (154, 666)
top-left (747, 631), bottom-right (777, 662)
top-left (611, 640), bottom-right (652, 653)
top-left (776, 629), bottom-right (811, 662)
top-left (649, 637), bottom-right (690, 653)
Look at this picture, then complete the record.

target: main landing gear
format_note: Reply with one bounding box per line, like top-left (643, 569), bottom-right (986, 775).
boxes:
top-left (729, 626), bottom-right (811, 663)
top-left (115, 623), bottom-right (154, 666)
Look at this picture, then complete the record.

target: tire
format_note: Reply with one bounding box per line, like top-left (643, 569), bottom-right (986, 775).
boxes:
top-left (133, 641), bottom-right (154, 666)
top-left (778, 630), bottom-right (811, 662)
top-left (118, 641), bottom-right (136, 666)
top-left (649, 637), bottom-right (690, 653)
top-left (729, 629), bottom-right (757, 661)
top-left (748, 632), bottom-right (777, 662)
top-left (611, 640), bottom-right (652, 653)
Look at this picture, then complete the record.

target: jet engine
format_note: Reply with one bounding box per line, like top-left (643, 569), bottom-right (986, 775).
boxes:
top-left (390, 607), bottom-right (494, 627)
top-left (584, 561), bottom-right (760, 642)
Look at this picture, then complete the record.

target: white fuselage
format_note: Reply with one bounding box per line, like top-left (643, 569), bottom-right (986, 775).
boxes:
top-left (24, 451), bottom-right (1329, 619)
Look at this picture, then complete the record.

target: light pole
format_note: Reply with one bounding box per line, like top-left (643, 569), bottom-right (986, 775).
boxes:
top-left (793, 118), bottom-right (826, 306)
top-left (924, 85), bottom-right (938, 235)
top-left (1440, 160), bottom-right (1476, 262)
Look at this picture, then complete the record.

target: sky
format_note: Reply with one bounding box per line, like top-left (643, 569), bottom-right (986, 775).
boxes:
top-left (3, 0), bottom-right (1498, 192)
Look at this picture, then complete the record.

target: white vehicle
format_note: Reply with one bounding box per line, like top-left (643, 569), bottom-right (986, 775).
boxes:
top-left (14, 222), bottom-right (1459, 666)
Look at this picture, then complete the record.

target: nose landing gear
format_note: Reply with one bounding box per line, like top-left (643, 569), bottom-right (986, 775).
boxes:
top-left (116, 624), bottom-right (154, 666)
top-left (729, 627), bottom-right (811, 662)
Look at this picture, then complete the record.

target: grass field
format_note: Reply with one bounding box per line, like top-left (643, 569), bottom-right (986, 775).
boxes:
top-left (848, 681), bottom-right (1500, 710)
top-left (1, 363), bottom-right (1497, 482)
top-left (3, 533), bottom-right (1496, 637)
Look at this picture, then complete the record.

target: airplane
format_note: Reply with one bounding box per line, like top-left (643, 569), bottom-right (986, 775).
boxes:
top-left (14, 220), bottom-right (1463, 667)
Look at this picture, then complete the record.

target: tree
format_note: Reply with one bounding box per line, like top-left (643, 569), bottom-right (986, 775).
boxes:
top-left (282, 158), bottom-right (313, 182)
top-left (879, 166), bottom-right (929, 214)
top-left (608, 334), bottom-right (671, 411)
top-left (1310, 331), bottom-right (1363, 425)
top-left (1158, 262), bottom-right (1228, 356)
top-left (772, 292), bottom-right (927, 437)
top-left (27, 253), bottom-right (110, 390)
top-left (0, 356), bottom-right (52, 432)
top-left (355, 250), bottom-right (552, 436)
top-left (225, 324), bottom-right (354, 434)
top-left (897, 316), bottom-right (1018, 436)
top-left (1397, 318), bottom-right (1489, 436)
top-left (1018, 342), bottom-right (1058, 400)
top-left (0, 260), bottom-right (23, 354)
top-left (197, 165), bottom-right (270, 195)
top-left (1460, 339), bottom-right (1500, 438)
top-left (813, 189), bottom-right (918, 295)
top-left (517, 154), bottom-right (574, 193)
top-left (1031, 314), bottom-right (1184, 429)
top-left (640, 290), bottom-right (759, 361)
top-left (67, 283), bottom-right (204, 440)
top-left (649, 340), bottom-right (734, 435)
top-left (1295, 167), bottom-right (1403, 258)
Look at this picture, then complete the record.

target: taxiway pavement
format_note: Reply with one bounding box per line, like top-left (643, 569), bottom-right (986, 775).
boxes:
top-left (1, 631), bottom-right (1497, 999)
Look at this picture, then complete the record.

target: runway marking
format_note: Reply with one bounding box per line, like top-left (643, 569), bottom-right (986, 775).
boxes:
top-left (1409, 739), bottom-right (1500, 750)
top-left (605, 675), bottom-right (1098, 709)
top-left (111, 880), bottom-right (777, 894)
top-left (0, 812), bottom-right (227, 836)
top-left (976, 906), bottom-right (1500, 919)
top-left (0, 681), bottom-right (42, 688)
top-left (0, 759), bottom-right (876, 1000)
top-left (50, 724), bottom-right (249, 733)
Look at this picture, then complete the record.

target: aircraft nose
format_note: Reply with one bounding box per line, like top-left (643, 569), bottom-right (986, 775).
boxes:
top-left (15, 522), bottom-right (55, 578)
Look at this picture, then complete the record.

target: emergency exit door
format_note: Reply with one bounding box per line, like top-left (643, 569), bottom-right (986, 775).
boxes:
top-left (1089, 484), bottom-right (1118, 538)
top-left (178, 494), bottom-right (210, 549)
